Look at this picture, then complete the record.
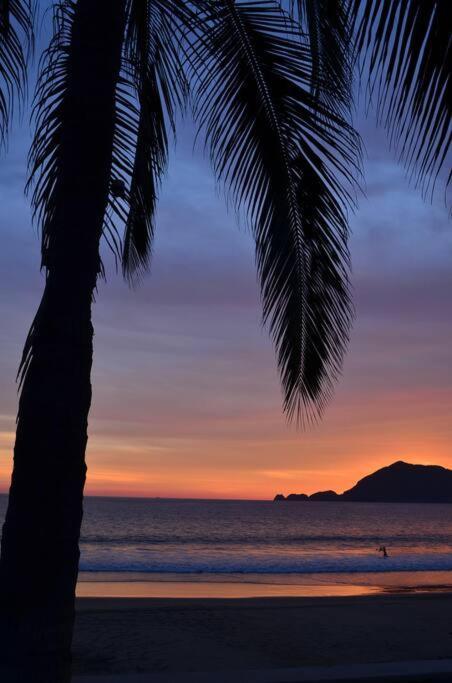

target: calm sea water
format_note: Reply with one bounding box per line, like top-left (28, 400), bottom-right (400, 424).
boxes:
top-left (3, 496), bottom-right (450, 575)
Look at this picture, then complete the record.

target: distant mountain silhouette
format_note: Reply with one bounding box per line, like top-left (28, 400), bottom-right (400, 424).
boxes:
top-left (274, 461), bottom-right (452, 503)
top-left (309, 490), bottom-right (340, 501)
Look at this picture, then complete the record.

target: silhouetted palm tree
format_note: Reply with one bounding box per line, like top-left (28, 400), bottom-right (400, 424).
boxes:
top-left (0, 1), bottom-right (449, 680)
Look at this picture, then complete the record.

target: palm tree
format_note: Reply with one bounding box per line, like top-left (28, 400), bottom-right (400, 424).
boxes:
top-left (0, 0), bottom-right (449, 680)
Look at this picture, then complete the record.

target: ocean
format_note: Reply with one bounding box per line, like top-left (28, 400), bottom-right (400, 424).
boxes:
top-left (77, 497), bottom-right (452, 574)
top-left (2, 496), bottom-right (452, 595)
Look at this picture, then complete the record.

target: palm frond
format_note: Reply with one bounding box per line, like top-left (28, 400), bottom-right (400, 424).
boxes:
top-left (192, 0), bottom-right (359, 423)
top-left (353, 0), bottom-right (451, 200)
top-left (26, 0), bottom-right (75, 268)
top-left (109, 0), bottom-right (191, 281)
top-left (0, 0), bottom-right (34, 145)
top-left (288, 0), bottom-right (354, 115)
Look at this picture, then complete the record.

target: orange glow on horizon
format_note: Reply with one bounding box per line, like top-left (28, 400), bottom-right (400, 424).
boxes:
top-left (1, 403), bottom-right (451, 500)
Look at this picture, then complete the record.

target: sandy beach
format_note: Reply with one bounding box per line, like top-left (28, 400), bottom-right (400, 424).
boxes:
top-left (72, 592), bottom-right (452, 678)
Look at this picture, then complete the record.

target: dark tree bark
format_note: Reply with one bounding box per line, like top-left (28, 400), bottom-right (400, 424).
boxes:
top-left (0, 1), bottom-right (127, 680)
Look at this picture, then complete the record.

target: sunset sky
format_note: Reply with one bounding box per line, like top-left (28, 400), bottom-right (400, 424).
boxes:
top-left (0, 25), bottom-right (451, 499)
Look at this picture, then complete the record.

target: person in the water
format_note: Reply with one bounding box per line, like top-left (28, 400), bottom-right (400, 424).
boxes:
top-left (378, 545), bottom-right (388, 558)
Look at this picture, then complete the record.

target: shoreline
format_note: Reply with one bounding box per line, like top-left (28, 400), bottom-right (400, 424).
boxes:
top-left (76, 569), bottom-right (452, 598)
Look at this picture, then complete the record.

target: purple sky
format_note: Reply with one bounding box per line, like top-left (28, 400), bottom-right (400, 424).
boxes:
top-left (0, 15), bottom-right (451, 498)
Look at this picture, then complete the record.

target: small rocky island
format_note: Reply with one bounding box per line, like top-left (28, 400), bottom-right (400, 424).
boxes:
top-left (274, 461), bottom-right (452, 503)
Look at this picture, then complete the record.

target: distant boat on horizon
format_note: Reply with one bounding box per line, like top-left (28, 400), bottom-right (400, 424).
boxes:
top-left (274, 461), bottom-right (452, 504)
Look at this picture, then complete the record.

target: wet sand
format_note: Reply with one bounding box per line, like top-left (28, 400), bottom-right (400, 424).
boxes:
top-left (76, 570), bottom-right (452, 599)
top-left (76, 579), bottom-right (380, 599)
top-left (72, 593), bottom-right (452, 677)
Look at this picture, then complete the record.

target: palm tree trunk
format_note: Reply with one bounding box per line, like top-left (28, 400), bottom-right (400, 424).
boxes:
top-left (0, 1), bottom-right (126, 680)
